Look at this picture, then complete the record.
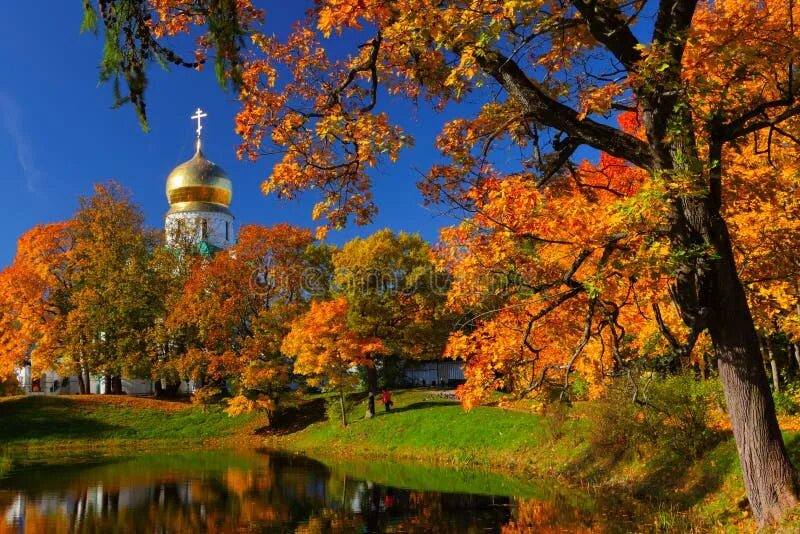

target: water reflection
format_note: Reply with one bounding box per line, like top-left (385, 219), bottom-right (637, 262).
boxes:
top-left (0, 451), bottom-right (622, 533)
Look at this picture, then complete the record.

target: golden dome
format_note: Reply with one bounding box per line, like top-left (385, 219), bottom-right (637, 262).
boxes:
top-left (166, 143), bottom-right (233, 215)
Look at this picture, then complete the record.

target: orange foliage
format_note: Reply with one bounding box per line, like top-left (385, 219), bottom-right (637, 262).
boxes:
top-left (130, 0), bottom-right (800, 410)
top-left (282, 297), bottom-right (386, 391)
top-left (0, 222), bottom-right (74, 375)
top-left (166, 224), bottom-right (315, 395)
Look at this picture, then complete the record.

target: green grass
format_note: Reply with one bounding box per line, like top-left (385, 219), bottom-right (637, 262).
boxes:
top-left (277, 389), bottom-right (552, 470)
top-left (0, 395), bottom-right (260, 451)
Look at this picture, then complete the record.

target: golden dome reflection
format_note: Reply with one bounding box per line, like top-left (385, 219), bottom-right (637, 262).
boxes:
top-left (166, 143), bottom-right (233, 216)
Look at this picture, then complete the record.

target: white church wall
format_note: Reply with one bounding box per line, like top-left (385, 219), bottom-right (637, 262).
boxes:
top-left (165, 211), bottom-right (235, 249)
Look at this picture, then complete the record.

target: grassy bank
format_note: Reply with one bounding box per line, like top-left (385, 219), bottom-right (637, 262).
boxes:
top-left (0, 395), bottom-right (262, 452)
top-left (267, 388), bottom-right (800, 531)
top-left (4, 390), bottom-right (800, 529)
top-left (274, 390), bottom-right (550, 470)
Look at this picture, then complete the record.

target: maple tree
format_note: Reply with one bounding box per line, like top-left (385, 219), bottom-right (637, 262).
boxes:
top-left (87, 0), bottom-right (800, 523)
top-left (332, 229), bottom-right (451, 416)
top-left (0, 222), bottom-right (76, 386)
top-left (164, 223), bottom-right (325, 416)
top-left (282, 297), bottom-right (387, 425)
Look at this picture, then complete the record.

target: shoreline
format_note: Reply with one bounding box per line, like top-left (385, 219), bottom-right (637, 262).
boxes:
top-left (1, 389), bottom-right (789, 530)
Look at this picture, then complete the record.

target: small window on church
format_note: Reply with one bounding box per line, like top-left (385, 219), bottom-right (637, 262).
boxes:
top-left (225, 221), bottom-right (230, 241)
top-left (176, 219), bottom-right (184, 239)
top-left (201, 219), bottom-right (208, 240)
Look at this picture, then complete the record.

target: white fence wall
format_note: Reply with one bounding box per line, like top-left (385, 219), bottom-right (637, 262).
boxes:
top-left (15, 368), bottom-right (155, 396)
top-left (404, 360), bottom-right (465, 386)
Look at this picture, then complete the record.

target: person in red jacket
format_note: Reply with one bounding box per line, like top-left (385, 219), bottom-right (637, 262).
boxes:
top-left (381, 389), bottom-right (393, 412)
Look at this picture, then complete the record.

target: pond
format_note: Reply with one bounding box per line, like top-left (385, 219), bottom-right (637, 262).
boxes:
top-left (0, 449), bottom-right (633, 532)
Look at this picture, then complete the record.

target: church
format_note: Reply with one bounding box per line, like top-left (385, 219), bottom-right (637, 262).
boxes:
top-left (16, 109), bottom-right (234, 395)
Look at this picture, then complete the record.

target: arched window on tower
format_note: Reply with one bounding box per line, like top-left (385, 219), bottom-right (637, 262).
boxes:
top-left (225, 221), bottom-right (230, 241)
top-left (201, 219), bottom-right (208, 240)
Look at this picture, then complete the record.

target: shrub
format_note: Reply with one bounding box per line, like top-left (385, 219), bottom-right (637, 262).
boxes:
top-left (649, 373), bottom-right (724, 458)
top-left (541, 400), bottom-right (571, 441)
top-left (0, 374), bottom-right (21, 397)
top-left (773, 389), bottom-right (800, 416)
top-left (588, 372), bottom-right (724, 461)
top-left (587, 381), bottom-right (642, 459)
top-left (568, 376), bottom-right (590, 401)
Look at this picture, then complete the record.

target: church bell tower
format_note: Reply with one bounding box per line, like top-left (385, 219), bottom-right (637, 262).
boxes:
top-left (165, 108), bottom-right (235, 252)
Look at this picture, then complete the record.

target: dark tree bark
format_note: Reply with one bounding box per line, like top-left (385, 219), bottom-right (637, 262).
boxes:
top-left (77, 373), bottom-right (86, 395)
top-left (104, 375), bottom-right (112, 395)
top-left (111, 376), bottom-right (123, 394)
top-left (83, 367), bottom-right (91, 395)
top-left (701, 207), bottom-right (798, 522)
top-left (154, 379), bottom-right (164, 397)
top-left (366, 365), bottom-right (378, 418)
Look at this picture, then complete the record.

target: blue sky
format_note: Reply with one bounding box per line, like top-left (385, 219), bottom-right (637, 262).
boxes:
top-left (0, 2), bottom-right (468, 267)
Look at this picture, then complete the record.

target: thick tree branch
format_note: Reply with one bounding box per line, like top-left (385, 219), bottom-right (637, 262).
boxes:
top-left (477, 48), bottom-right (653, 170)
top-left (652, 0), bottom-right (699, 64)
top-left (571, 0), bottom-right (642, 71)
top-left (722, 102), bottom-right (800, 142)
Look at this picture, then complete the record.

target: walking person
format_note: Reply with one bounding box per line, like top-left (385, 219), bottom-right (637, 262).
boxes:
top-left (381, 389), bottom-right (393, 412)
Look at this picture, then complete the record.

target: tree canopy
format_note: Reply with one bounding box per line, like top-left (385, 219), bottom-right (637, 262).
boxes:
top-left (82, 0), bottom-right (800, 524)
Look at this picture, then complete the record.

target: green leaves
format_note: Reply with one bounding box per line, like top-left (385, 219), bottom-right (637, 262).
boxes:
top-left (80, 1), bottom-right (98, 34)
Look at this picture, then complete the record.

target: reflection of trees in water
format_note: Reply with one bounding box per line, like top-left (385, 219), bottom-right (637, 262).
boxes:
top-left (0, 453), bottom-right (612, 533)
top-left (502, 494), bottom-right (634, 534)
top-left (298, 482), bottom-right (513, 533)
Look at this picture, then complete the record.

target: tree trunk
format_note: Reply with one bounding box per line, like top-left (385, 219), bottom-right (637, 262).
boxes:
top-left (704, 213), bottom-right (797, 524)
top-left (160, 381), bottom-right (180, 398)
top-left (766, 337), bottom-right (780, 393)
top-left (366, 365), bottom-right (378, 418)
top-left (77, 373), bottom-right (86, 395)
top-left (83, 367), bottom-right (91, 395)
top-left (111, 376), bottom-right (123, 394)
top-left (104, 375), bottom-right (111, 395)
top-left (339, 391), bottom-right (347, 427)
top-left (154, 379), bottom-right (164, 397)
top-left (793, 344), bottom-right (800, 372)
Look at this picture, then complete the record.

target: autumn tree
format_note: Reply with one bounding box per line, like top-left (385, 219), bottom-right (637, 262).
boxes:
top-left (0, 183), bottom-right (159, 394)
top-left (68, 182), bottom-right (163, 393)
top-left (333, 229), bottom-right (450, 416)
top-left (165, 223), bottom-right (326, 415)
top-left (282, 297), bottom-right (387, 425)
top-left (87, 0), bottom-right (800, 523)
top-left (0, 222), bottom-right (76, 388)
top-left (239, 2), bottom-right (800, 522)
top-left (722, 140), bottom-right (800, 389)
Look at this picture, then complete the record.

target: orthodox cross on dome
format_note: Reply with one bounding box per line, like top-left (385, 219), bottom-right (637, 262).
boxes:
top-left (191, 107), bottom-right (208, 152)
